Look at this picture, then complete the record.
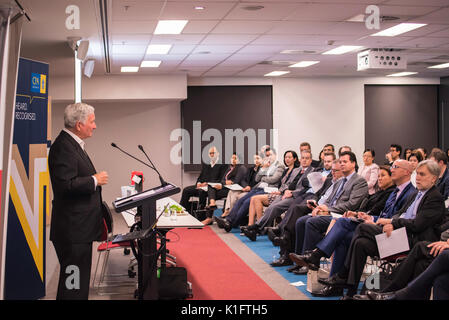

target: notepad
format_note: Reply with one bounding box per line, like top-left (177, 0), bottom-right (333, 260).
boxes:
top-left (375, 227), bottom-right (410, 259)
top-left (224, 184), bottom-right (243, 191)
top-left (208, 182), bottom-right (222, 188)
top-left (264, 187), bottom-right (279, 193)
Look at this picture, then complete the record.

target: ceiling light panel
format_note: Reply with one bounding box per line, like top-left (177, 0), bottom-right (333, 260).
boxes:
top-left (371, 23), bottom-right (427, 36)
top-left (264, 71), bottom-right (290, 76)
top-left (141, 61), bottom-right (161, 68)
top-left (386, 71), bottom-right (418, 77)
top-left (322, 45), bottom-right (363, 55)
top-left (154, 20), bottom-right (188, 34)
top-left (121, 66), bottom-right (139, 72)
top-left (289, 61), bottom-right (320, 68)
top-left (428, 62), bottom-right (449, 69)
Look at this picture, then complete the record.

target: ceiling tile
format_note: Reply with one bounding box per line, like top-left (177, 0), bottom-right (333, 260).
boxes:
top-left (159, 2), bottom-right (236, 20)
top-left (211, 20), bottom-right (275, 34)
top-left (111, 1), bottom-right (164, 21)
top-left (200, 34), bottom-right (259, 45)
top-left (225, 3), bottom-right (302, 20)
top-left (286, 3), bottom-right (366, 22)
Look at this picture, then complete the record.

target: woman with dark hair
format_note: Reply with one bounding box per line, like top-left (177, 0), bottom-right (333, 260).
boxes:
top-left (409, 150), bottom-right (424, 187)
top-left (202, 153), bottom-right (247, 225)
top-left (246, 150), bottom-right (300, 226)
top-left (404, 148), bottom-right (413, 161)
top-left (358, 148), bottom-right (379, 195)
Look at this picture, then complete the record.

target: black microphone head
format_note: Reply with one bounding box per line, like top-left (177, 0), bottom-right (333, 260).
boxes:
top-left (138, 144), bottom-right (143, 150)
top-left (111, 142), bottom-right (117, 148)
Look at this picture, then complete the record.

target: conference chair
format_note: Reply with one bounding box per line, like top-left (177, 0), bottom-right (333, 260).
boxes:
top-left (92, 202), bottom-right (137, 295)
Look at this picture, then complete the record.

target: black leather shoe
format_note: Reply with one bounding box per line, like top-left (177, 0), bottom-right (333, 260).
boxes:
top-left (340, 295), bottom-right (354, 300)
top-left (365, 290), bottom-right (397, 300)
top-left (289, 252), bottom-right (320, 271)
top-left (318, 274), bottom-right (349, 288)
top-left (272, 235), bottom-right (288, 247)
top-left (287, 265), bottom-right (300, 273)
top-left (243, 228), bottom-right (257, 241)
top-left (311, 285), bottom-right (343, 297)
top-left (246, 224), bottom-right (259, 231)
top-left (214, 216), bottom-right (225, 229)
top-left (270, 256), bottom-right (293, 267)
top-left (267, 227), bottom-right (281, 241)
top-left (293, 266), bottom-right (309, 275)
top-left (223, 220), bottom-right (232, 232)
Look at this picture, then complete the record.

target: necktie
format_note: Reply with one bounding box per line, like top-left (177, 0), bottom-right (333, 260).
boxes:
top-left (401, 191), bottom-right (423, 220)
top-left (330, 177), bottom-right (347, 207)
top-left (379, 187), bottom-right (400, 218)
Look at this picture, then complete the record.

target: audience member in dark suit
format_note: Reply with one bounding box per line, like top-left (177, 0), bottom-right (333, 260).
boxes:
top-left (300, 141), bottom-right (321, 168)
top-left (221, 154), bottom-right (262, 218)
top-left (179, 146), bottom-right (226, 210)
top-left (201, 153), bottom-right (247, 225)
top-left (243, 150), bottom-right (313, 240)
top-left (289, 152), bottom-right (368, 268)
top-left (215, 150), bottom-right (284, 232)
top-left (385, 144), bottom-right (402, 166)
top-left (49, 103), bottom-right (109, 300)
top-left (244, 150), bottom-right (301, 228)
top-left (355, 227), bottom-right (449, 300)
top-left (321, 160), bottom-right (446, 298)
top-left (270, 157), bottom-right (339, 268)
top-left (429, 148), bottom-right (449, 199)
top-left (291, 164), bottom-right (417, 296)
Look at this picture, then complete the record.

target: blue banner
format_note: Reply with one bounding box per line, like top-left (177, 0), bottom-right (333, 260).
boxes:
top-left (4, 58), bottom-right (50, 299)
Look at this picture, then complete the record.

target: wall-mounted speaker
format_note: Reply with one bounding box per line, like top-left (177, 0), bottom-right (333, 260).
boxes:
top-left (83, 59), bottom-right (95, 78)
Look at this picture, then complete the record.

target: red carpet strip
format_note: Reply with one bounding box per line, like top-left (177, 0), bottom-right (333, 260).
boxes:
top-left (166, 227), bottom-right (282, 300)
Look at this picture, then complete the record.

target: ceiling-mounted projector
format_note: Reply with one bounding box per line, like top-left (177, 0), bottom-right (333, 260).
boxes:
top-left (357, 49), bottom-right (407, 71)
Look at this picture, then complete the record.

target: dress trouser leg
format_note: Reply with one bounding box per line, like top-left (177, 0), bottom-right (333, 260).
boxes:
top-left (180, 185), bottom-right (199, 210)
top-left (53, 241), bottom-right (93, 300)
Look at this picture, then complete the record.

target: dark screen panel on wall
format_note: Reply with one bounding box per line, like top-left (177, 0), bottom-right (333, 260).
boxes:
top-left (181, 86), bottom-right (273, 172)
top-left (365, 85), bottom-right (438, 164)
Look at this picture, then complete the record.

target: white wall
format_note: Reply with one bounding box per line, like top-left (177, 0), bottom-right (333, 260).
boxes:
top-left (52, 100), bottom-right (183, 204)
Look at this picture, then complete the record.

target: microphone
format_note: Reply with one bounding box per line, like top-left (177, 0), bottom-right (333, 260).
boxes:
top-left (111, 142), bottom-right (156, 171)
top-left (138, 144), bottom-right (168, 186)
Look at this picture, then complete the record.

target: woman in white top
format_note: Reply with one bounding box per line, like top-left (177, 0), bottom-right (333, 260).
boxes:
top-left (409, 150), bottom-right (424, 187)
top-left (358, 148), bottom-right (379, 195)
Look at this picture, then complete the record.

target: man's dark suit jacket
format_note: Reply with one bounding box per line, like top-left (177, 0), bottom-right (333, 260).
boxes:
top-left (391, 185), bottom-right (446, 247)
top-left (196, 163), bottom-right (226, 184)
top-left (49, 130), bottom-right (103, 244)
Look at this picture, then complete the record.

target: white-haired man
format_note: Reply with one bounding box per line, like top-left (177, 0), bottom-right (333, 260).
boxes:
top-left (49, 103), bottom-right (108, 300)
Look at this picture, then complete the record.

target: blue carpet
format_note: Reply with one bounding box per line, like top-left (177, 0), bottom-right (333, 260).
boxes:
top-left (213, 210), bottom-right (339, 300)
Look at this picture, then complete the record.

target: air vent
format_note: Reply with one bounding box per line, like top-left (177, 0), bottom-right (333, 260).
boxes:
top-left (380, 15), bottom-right (400, 22)
top-left (258, 61), bottom-right (294, 66)
top-left (242, 5), bottom-right (264, 11)
top-left (280, 50), bottom-right (318, 54)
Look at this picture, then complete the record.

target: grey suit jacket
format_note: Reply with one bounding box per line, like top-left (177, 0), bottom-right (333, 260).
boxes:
top-left (254, 161), bottom-right (286, 188)
top-left (292, 166), bottom-right (314, 198)
top-left (324, 172), bottom-right (368, 214)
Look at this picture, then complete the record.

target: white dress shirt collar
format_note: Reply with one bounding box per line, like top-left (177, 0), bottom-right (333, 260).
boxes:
top-left (63, 128), bottom-right (85, 150)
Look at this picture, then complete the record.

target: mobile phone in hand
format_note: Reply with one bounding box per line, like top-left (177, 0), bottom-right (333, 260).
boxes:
top-left (307, 200), bottom-right (317, 208)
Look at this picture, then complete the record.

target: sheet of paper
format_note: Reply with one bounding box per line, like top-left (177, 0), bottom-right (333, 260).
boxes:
top-left (208, 182), bottom-right (222, 187)
top-left (264, 187), bottom-right (278, 193)
top-left (224, 184), bottom-right (243, 191)
top-left (375, 227), bottom-right (410, 259)
top-left (330, 212), bottom-right (342, 219)
top-left (199, 186), bottom-right (208, 192)
top-left (290, 281), bottom-right (305, 287)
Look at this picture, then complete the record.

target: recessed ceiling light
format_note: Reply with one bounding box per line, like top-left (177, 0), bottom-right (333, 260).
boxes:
top-left (371, 23), bottom-right (427, 37)
top-left (146, 44), bottom-right (172, 54)
top-left (264, 71), bottom-right (290, 77)
top-left (281, 49), bottom-right (317, 54)
top-left (242, 5), bottom-right (264, 11)
top-left (322, 45), bottom-right (363, 55)
top-left (141, 61), bottom-right (161, 68)
top-left (121, 66), bottom-right (139, 72)
top-left (428, 62), bottom-right (449, 69)
top-left (346, 14), bottom-right (365, 23)
top-left (154, 20), bottom-right (188, 35)
top-left (289, 61), bottom-right (320, 68)
top-left (194, 6), bottom-right (205, 10)
top-left (386, 71), bottom-right (418, 77)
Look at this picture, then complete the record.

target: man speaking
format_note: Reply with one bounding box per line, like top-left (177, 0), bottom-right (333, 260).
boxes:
top-left (48, 103), bottom-right (108, 299)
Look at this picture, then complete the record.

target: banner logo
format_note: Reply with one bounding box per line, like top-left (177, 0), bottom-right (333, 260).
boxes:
top-left (30, 73), bottom-right (46, 94)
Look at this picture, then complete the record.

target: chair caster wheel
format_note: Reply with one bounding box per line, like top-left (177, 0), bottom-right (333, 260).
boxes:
top-left (128, 269), bottom-right (136, 278)
top-left (124, 248), bottom-right (131, 255)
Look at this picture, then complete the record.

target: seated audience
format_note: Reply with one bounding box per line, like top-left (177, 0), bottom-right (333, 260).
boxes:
top-left (429, 148), bottom-right (449, 199)
top-left (290, 164), bottom-right (415, 296)
top-left (288, 152), bottom-right (368, 270)
top-left (358, 148), bottom-right (379, 195)
top-left (385, 144), bottom-right (402, 166)
top-left (409, 150), bottom-right (423, 187)
top-left (404, 147), bottom-right (413, 161)
top-left (320, 160), bottom-right (446, 299)
top-left (299, 142), bottom-right (320, 168)
top-left (201, 153), bottom-right (247, 225)
top-left (269, 157), bottom-right (339, 268)
top-left (214, 149), bottom-right (284, 232)
top-left (245, 151), bottom-right (301, 227)
top-left (243, 150), bottom-right (313, 240)
top-left (179, 146), bottom-right (226, 210)
top-left (221, 154), bottom-right (262, 217)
